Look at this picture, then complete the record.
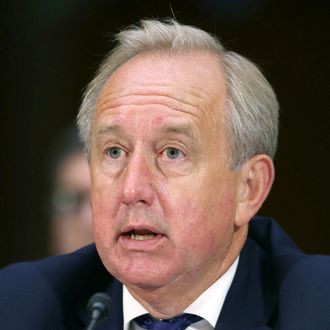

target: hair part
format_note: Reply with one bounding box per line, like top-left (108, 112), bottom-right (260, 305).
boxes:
top-left (77, 19), bottom-right (279, 170)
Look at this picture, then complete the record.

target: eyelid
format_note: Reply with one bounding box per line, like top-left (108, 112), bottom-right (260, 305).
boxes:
top-left (104, 145), bottom-right (128, 160)
top-left (160, 145), bottom-right (187, 160)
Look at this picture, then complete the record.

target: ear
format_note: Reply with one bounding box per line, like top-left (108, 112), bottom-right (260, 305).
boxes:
top-left (235, 154), bottom-right (275, 227)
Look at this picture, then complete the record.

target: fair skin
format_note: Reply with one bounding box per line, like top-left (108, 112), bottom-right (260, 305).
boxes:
top-left (89, 50), bottom-right (274, 318)
top-left (50, 152), bottom-right (93, 255)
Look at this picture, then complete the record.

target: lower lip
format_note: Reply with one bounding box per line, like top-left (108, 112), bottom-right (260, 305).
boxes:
top-left (118, 234), bottom-right (165, 251)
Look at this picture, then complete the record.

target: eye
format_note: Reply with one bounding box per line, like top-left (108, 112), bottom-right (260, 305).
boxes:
top-left (164, 147), bottom-right (184, 160)
top-left (106, 146), bottom-right (124, 159)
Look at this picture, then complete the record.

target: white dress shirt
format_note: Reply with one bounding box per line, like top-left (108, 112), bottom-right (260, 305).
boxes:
top-left (123, 257), bottom-right (239, 330)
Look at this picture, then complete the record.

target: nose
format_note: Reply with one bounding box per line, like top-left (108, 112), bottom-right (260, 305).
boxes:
top-left (121, 152), bottom-right (156, 206)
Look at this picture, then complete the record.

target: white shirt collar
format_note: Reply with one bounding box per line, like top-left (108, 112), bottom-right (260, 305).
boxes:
top-left (123, 257), bottom-right (239, 330)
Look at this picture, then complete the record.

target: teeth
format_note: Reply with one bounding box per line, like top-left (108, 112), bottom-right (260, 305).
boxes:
top-left (130, 233), bottom-right (156, 240)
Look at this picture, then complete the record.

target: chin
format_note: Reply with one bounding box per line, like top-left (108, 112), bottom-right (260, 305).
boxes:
top-left (115, 263), bottom-right (179, 290)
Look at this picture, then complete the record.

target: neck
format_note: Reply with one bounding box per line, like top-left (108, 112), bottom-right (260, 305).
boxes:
top-left (126, 226), bottom-right (247, 319)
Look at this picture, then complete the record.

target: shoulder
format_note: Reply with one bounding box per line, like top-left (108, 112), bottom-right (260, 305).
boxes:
top-left (281, 254), bottom-right (330, 292)
top-left (277, 254), bottom-right (330, 328)
top-left (0, 244), bottom-right (110, 330)
top-left (248, 217), bottom-right (330, 328)
top-left (248, 216), bottom-right (330, 289)
top-left (0, 244), bottom-right (102, 291)
top-left (0, 258), bottom-right (63, 329)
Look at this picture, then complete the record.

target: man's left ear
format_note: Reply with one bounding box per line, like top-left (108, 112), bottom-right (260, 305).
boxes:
top-left (235, 154), bottom-right (275, 227)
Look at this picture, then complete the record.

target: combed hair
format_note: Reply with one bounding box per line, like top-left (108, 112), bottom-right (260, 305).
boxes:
top-left (77, 19), bottom-right (279, 170)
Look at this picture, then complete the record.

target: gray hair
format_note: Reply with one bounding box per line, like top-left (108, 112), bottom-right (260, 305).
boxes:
top-left (77, 19), bottom-right (279, 170)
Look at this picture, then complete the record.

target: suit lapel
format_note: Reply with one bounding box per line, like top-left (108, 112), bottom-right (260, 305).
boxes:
top-left (77, 277), bottom-right (123, 330)
top-left (215, 238), bottom-right (278, 330)
top-left (72, 245), bottom-right (123, 330)
top-left (99, 279), bottom-right (124, 330)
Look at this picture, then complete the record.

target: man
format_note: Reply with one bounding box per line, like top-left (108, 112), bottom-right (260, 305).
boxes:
top-left (0, 19), bottom-right (329, 330)
top-left (48, 126), bottom-right (93, 255)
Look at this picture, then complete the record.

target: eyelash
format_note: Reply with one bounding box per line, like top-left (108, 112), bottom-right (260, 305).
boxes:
top-left (161, 147), bottom-right (186, 160)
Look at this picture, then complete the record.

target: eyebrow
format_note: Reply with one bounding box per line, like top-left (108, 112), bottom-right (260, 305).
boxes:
top-left (95, 124), bottom-right (123, 137)
top-left (95, 123), bottom-right (197, 141)
top-left (161, 124), bottom-right (197, 141)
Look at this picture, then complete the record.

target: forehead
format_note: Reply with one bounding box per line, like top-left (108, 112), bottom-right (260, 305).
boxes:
top-left (94, 51), bottom-right (227, 138)
top-left (98, 50), bottom-right (226, 106)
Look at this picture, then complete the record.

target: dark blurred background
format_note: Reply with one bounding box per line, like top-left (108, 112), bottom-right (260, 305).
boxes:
top-left (1, 0), bottom-right (329, 267)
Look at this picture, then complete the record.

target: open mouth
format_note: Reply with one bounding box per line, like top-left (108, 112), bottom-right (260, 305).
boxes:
top-left (122, 229), bottom-right (160, 241)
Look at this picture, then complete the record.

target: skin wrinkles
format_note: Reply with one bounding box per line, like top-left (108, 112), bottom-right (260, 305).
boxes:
top-left (92, 111), bottom-right (207, 185)
top-left (96, 51), bottom-right (223, 120)
top-left (90, 51), bottom-right (247, 318)
top-left (99, 63), bottom-right (222, 104)
top-left (95, 123), bottom-right (198, 144)
top-left (98, 85), bottom-right (207, 107)
top-left (93, 122), bottom-right (199, 184)
top-left (96, 86), bottom-right (215, 123)
top-left (93, 90), bottom-right (222, 165)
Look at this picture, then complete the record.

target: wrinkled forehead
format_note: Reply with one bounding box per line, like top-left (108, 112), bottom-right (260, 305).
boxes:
top-left (91, 51), bottom-right (229, 157)
top-left (97, 50), bottom-right (227, 110)
top-left (91, 51), bottom-right (232, 165)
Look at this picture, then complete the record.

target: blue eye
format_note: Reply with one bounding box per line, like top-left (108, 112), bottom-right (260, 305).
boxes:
top-left (106, 147), bottom-right (123, 159)
top-left (165, 148), bottom-right (182, 159)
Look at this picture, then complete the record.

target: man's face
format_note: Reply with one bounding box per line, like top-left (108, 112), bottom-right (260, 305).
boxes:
top-left (50, 152), bottom-right (93, 255)
top-left (90, 51), bottom-right (242, 292)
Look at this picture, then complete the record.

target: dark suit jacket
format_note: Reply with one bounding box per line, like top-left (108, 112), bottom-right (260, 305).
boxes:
top-left (0, 217), bottom-right (329, 330)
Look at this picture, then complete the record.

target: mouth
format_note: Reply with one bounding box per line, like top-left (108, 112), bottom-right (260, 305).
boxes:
top-left (120, 226), bottom-right (164, 242)
top-left (118, 225), bottom-right (166, 251)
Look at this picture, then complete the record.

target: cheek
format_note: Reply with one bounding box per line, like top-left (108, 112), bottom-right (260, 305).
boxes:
top-left (170, 186), bottom-right (237, 245)
top-left (90, 185), bottom-right (117, 248)
top-left (171, 183), bottom-right (237, 223)
top-left (91, 170), bottom-right (120, 215)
